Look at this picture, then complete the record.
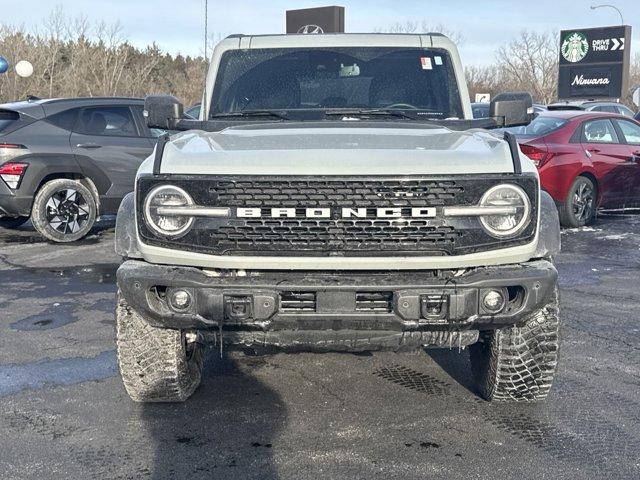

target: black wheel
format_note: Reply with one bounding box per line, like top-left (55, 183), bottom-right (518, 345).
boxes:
top-left (0, 216), bottom-right (29, 229)
top-left (559, 176), bottom-right (596, 228)
top-left (116, 291), bottom-right (204, 402)
top-left (469, 288), bottom-right (560, 402)
top-left (31, 179), bottom-right (97, 242)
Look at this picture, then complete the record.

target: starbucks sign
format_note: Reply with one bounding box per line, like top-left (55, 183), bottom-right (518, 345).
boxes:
top-left (561, 32), bottom-right (589, 63)
top-left (558, 25), bottom-right (632, 100)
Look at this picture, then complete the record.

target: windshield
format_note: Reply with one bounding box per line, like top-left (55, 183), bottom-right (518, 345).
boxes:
top-left (502, 116), bottom-right (568, 138)
top-left (210, 47), bottom-right (463, 120)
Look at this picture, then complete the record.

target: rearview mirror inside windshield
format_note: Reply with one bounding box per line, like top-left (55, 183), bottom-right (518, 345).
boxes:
top-left (339, 63), bottom-right (360, 77)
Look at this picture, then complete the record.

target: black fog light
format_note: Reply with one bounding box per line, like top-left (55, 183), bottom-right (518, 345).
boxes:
top-left (169, 289), bottom-right (191, 310)
top-left (482, 289), bottom-right (505, 314)
top-left (224, 295), bottom-right (253, 320)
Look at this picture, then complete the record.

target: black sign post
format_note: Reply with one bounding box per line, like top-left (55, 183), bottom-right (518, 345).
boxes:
top-left (558, 25), bottom-right (632, 100)
top-left (286, 6), bottom-right (345, 34)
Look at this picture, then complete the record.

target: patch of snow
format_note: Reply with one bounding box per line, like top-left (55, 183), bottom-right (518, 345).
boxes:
top-left (561, 226), bottom-right (602, 234)
top-left (598, 233), bottom-right (631, 240)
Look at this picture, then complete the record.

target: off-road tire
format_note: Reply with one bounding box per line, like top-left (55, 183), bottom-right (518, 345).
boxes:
top-left (116, 291), bottom-right (204, 402)
top-left (559, 176), bottom-right (596, 228)
top-left (0, 216), bottom-right (29, 229)
top-left (469, 288), bottom-right (560, 402)
top-left (31, 179), bottom-right (97, 242)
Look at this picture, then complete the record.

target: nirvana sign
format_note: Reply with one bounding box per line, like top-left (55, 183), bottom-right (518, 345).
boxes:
top-left (558, 25), bottom-right (632, 99)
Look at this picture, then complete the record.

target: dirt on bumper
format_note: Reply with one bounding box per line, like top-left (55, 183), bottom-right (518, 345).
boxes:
top-left (116, 259), bottom-right (557, 352)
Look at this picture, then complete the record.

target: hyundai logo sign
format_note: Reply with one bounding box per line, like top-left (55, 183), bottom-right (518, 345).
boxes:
top-left (286, 6), bottom-right (345, 34)
top-left (297, 24), bottom-right (324, 34)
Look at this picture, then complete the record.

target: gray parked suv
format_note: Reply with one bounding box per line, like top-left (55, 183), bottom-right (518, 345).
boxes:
top-left (0, 97), bottom-right (159, 242)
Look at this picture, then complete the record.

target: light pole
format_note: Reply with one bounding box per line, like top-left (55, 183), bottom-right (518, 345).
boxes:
top-left (590, 4), bottom-right (624, 25)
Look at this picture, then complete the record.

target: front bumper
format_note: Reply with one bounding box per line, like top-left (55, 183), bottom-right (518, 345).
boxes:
top-left (117, 259), bottom-right (557, 351)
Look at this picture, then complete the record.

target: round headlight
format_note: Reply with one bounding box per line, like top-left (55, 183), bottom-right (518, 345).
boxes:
top-left (479, 184), bottom-right (531, 238)
top-left (144, 185), bottom-right (194, 237)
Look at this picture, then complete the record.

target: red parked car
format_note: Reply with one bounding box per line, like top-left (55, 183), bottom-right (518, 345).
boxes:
top-left (506, 111), bottom-right (640, 227)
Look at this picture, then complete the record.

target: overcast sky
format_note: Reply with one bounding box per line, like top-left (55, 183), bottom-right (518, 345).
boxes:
top-left (2, 0), bottom-right (639, 65)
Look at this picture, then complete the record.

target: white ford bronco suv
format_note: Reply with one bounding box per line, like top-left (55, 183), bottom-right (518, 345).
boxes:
top-left (114, 33), bottom-right (561, 403)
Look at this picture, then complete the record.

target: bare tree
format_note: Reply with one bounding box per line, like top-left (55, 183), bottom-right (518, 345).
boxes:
top-left (375, 21), bottom-right (464, 45)
top-left (91, 21), bottom-right (129, 95)
top-left (624, 53), bottom-right (640, 109)
top-left (495, 30), bottom-right (558, 104)
top-left (41, 5), bottom-right (65, 97)
top-left (465, 65), bottom-right (501, 101)
top-left (0, 7), bottom-right (207, 106)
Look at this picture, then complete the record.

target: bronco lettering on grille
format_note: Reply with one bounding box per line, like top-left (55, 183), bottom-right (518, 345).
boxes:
top-left (236, 207), bottom-right (437, 219)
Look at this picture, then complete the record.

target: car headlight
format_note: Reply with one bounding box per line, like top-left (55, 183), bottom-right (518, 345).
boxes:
top-left (144, 185), bottom-right (194, 237)
top-left (479, 184), bottom-right (531, 238)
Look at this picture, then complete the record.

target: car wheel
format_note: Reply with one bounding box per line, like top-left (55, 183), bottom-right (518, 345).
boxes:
top-left (469, 287), bottom-right (560, 402)
top-left (559, 176), bottom-right (596, 228)
top-left (0, 216), bottom-right (29, 229)
top-left (116, 291), bottom-right (204, 402)
top-left (31, 179), bottom-right (97, 242)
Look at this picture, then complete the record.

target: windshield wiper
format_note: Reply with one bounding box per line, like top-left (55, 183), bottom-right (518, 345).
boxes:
top-left (210, 109), bottom-right (289, 120)
top-left (324, 108), bottom-right (419, 120)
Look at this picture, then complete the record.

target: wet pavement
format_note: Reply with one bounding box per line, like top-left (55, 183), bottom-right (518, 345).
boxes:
top-left (0, 215), bottom-right (639, 479)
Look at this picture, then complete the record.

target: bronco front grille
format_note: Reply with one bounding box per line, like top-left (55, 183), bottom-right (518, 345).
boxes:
top-left (212, 179), bottom-right (464, 207)
top-left (211, 219), bottom-right (461, 252)
top-left (137, 175), bottom-right (538, 257)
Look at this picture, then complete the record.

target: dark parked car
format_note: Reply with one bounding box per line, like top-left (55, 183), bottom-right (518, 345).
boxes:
top-left (505, 111), bottom-right (640, 227)
top-left (548, 100), bottom-right (636, 118)
top-left (471, 102), bottom-right (490, 119)
top-left (0, 97), bottom-right (160, 241)
top-left (533, 103), bottom-right (548, 114)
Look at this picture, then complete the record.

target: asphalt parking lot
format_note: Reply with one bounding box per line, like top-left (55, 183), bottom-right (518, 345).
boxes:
top-left (1, 215), bottom-right (639, 480)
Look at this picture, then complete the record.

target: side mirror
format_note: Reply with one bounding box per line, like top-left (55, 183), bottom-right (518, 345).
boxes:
top-left (144, 95), bottom-right (184, 130)
top-left (490, 92), bottom-right (533, 127)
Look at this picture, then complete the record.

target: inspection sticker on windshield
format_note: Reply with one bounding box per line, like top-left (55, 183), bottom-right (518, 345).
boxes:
top-left (420, 57), bottom-right (433, 70)
top-left (434, 56), bottom-right (443, 65)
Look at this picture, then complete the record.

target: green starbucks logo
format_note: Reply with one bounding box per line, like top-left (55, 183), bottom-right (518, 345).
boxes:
top-left (562, 32), bottom-right (589, 63)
